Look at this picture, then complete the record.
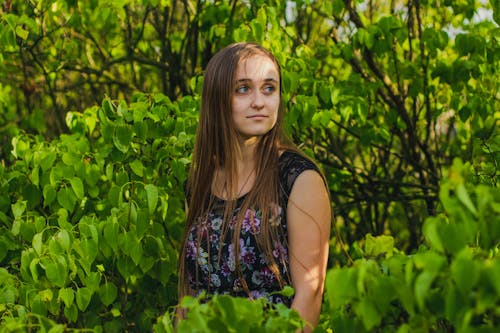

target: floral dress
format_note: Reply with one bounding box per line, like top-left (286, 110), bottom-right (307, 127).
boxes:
top-left (185, 150), bottom-right (319, 306)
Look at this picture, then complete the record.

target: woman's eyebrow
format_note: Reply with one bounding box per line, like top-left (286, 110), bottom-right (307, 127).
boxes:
top-left (235, 78), bottom-right (278, 83)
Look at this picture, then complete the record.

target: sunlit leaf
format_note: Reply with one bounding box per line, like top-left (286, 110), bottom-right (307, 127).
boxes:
top-left (11, 200), bottom-right (27, 220)
top-left (70, 177), bottom-right (84, 200)
top-left (59, 288), bottom-right (74, 308)
top-left (145, 184), bottom-right (158, 215)
top-left (129, 159), bottom-right (144, 177)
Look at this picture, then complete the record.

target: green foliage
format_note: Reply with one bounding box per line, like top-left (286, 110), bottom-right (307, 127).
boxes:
top-left (1, 92), bottom-right (197, 331)
top-left (158, 293), bottom-right (305, 333)
top-left (0, 0), bottom-right (499, 332)
top-left (323, 160), bottom-right (500, 332)
top-left (1, 0), bottom-right (498, 249)
top-left (299, 0), bottom-right (499, 251)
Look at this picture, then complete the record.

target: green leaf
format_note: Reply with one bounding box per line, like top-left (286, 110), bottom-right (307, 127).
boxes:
top-left (113, 124), bottom-right (133, 153)
top-left (129, 159), bottom-right (144, 177)
top-left (43, 184), bottom-right (57, 206)
top-left (107, 185), bottom-right (121, 207)
top-left (48, 237), bottom-right (63, 255)
top-left (455, 183), bottom-right (478, 216)
top-left (39, 151), bottom-right (57, 172)
top-left (325, 267), bottom-right (358, 308)
top-left (110, 308), bottom-right (121, 317)
top-left (413, 251), bottom-right (446, 274)
top-left (11, 200), bottom-right (27, 220)
top-left (129, 202), bottom-right (138, 224)
top-left (48, 324), bottom-right (65, 333)
top-left (15, 25), bottom-right (29, 40)
top-left (136, 208), bottom-right (150, 238)
top-left (84, 271), bottom-right (101, 292)
top-left (80, 222), bottom-right (99, 242)
top-left (76, 287), bottom-right (93, 311)
top-left (102, 98), bottom-right (115, 119)
top-left (445, 282), bottom-right (459, 322)
top-left (451, 249), bottom-right (479, 295)
top-left (116, 171), bottom-right (129, 186)
top-left (57, 187), bottom-right (76, 212)
top-left (11, 220), bottom-right (21, 236)
top-left (139, 255), bottom-right (155, 273)
top-left (30, 258), bottom-right (40, 281)
top-left (422, 217), bottom-right (445, 252)
top-left (98, 282), bottom-right (118, 306)
top-left (485, 259), bottom-right (500, 296)
top-left (55, 229), bottom-right (71, 252)
top-left (70, 177), bottom-right (85, 200)
top-left (31, 297), bottom-right (47, 316)
top-left (105, 163), bottom-right (114, 181)
top-left (158, 256), bottom-right (175, 286)
top-left (439, 222), bottom-right (472, 254)
top-left (0, 241), bottom-right (8, 263)
top-left (80, 239), bottom-right (98, 265)
top-left (414, 271), bottom-right (434, 310)
top-left (413, 251), bottom-right (446, 309)
top-left (364, 234), bottom-right (394, 258)
top-left (250, 21), bottom-right (263, 41)
top-left (145, 184), bottom-right (158, 215)
top-left (355, 298), bottom-right (381, 330)
top-left (11, 136), bottom-right (30, 159)
top-left (58, 288), bottom-right (75, 308)
top-left (117, 256), bottom-right (135, 279)
top-left (33, 232), bottom-right (44, 255)
top-left (44, 256), bottom-right (68, 288)
top-left (31, 166), bottom-right (40, 186)
top-left (278, 285), bottom-right (295, 297)
top-left (492, 0), bottom-right (500, 25)
top-left (62, 152), bottom-right (80, 166)
top-left (23, 184), bottom-right (42, 209)
top-left (332, 0), bottom-right (344, 15)
top-left (64, 303), bottom-right (78, 323)
top-left (104, 222), bottom-right (120, 253)
top-left (39, 288), bottom-right (54, 302)
top-left (160, 194), bottom-right (169, 221)
top-left (129, 238), bottom-right (143, 266)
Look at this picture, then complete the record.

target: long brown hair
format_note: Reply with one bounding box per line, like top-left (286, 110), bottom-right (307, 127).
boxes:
top-left (178, 42), bottom-right (297, 302)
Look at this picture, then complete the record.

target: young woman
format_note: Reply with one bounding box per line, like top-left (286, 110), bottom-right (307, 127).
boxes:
top-left (177, 42), bottom-right (331, 331)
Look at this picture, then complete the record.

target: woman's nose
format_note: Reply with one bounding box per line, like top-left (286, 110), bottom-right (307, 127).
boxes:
top-left (251, 91), bottom-right (265, 109)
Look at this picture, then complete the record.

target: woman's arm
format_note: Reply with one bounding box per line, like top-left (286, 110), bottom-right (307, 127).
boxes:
top-left (287, 170), bottom-right (331, 332)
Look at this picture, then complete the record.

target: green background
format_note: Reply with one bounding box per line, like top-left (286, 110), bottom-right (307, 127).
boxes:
top-left (0, 0), bottom-right (499, 332)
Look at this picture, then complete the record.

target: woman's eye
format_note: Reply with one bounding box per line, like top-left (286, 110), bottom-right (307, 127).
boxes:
top-left (263, 85), bottom-right (276, 94)
top-left (236, 86), bottom-right (249, 93)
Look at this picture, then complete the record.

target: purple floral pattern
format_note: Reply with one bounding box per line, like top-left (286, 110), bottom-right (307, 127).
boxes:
top-left (186, 150), bottom-right (319, 306)
top-left (186, 204), bottom-right (289, 303)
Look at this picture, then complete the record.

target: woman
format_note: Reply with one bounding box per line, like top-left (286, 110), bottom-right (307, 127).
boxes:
top-left (177, 42), bottom-right (331, 331)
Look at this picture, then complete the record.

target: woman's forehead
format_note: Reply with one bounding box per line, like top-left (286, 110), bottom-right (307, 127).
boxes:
top-left (235, 55), bottom-right (279, 81)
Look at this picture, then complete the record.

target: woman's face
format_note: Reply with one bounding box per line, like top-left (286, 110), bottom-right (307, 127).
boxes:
top-left (231, 54), bottom-right (280, 142)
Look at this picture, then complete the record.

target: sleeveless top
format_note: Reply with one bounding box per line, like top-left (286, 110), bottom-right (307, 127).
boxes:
top-left (185, 150), bottom-right (319, 306)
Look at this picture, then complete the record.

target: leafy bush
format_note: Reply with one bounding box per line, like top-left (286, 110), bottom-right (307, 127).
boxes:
top-left (322, 160), bottom-right (500, 332)
top-left (156, 291), bottom-right (304, 333)
top-left (1, 94), bottom-right (497, 332)
top-left (1, 93), bottom-right (197, 332)
top-left (1, 1), bottom-right (499, 332)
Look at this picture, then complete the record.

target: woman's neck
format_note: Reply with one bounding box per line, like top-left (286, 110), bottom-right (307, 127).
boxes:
top-left (212, 137), bottom-right (259, 199)
top-left (237, 136), bottom-right (259, 167)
